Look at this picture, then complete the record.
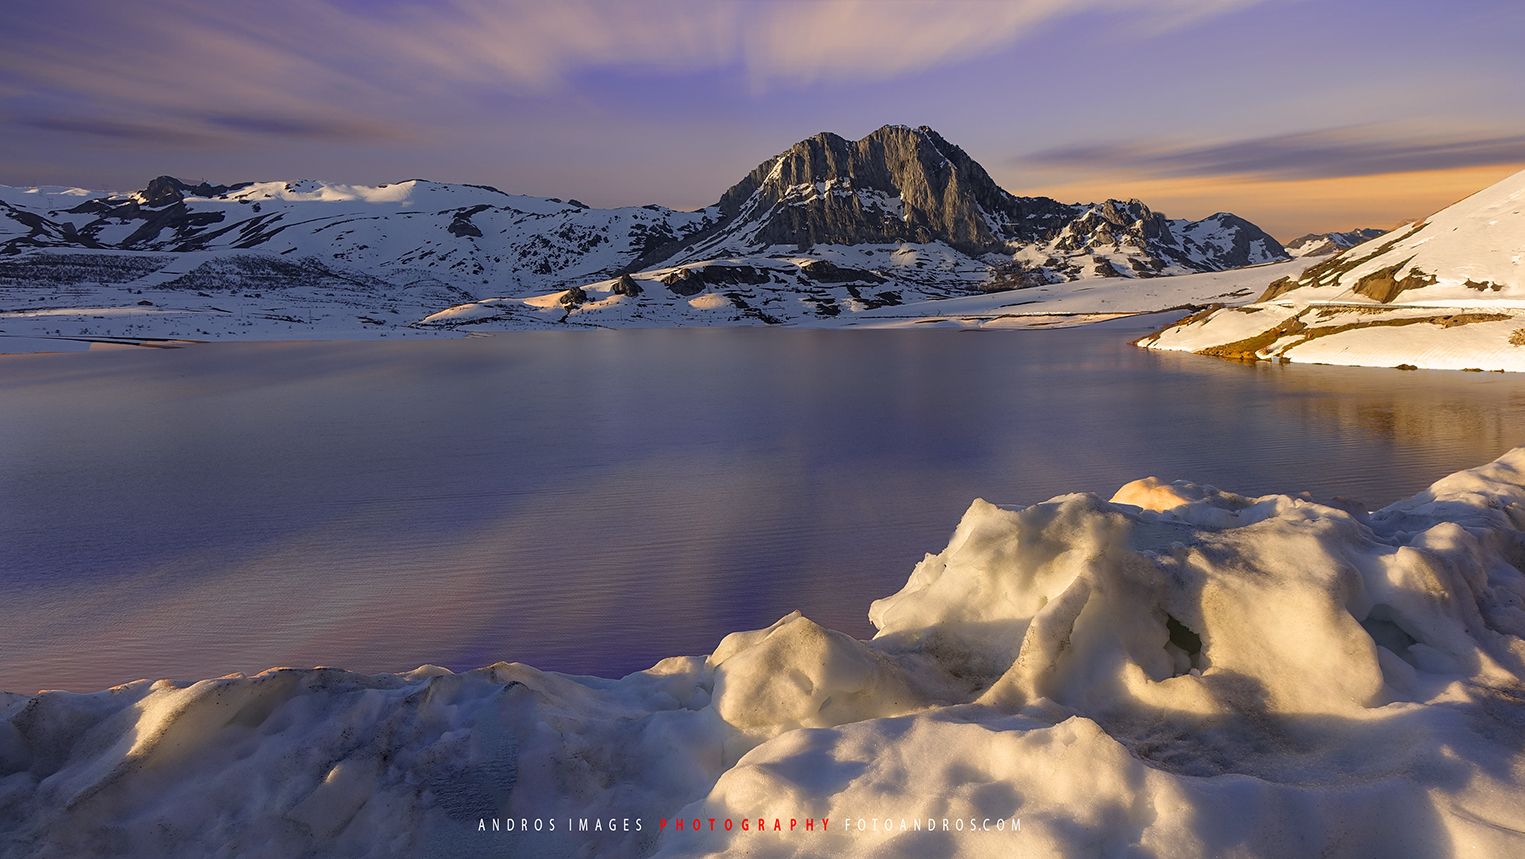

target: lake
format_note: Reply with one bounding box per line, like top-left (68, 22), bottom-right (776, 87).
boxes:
top-left (4, 326), bottom-right (1525, 693)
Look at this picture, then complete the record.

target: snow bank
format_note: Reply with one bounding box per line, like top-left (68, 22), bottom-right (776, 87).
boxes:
top-left (5, 452), bottom-right (1525, 857)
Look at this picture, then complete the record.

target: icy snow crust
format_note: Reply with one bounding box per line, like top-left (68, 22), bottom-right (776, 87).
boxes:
top-left (4, 452), bottom-right (1525, 857)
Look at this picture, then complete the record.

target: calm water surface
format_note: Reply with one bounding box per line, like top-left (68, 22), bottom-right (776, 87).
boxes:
top-left (4, 327), bottom-right (1525, 692)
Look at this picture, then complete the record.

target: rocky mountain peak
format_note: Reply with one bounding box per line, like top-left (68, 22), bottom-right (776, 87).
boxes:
top-left (644, 126), bottom-right (1288, 278)
top-left (133, 176), bottom-right (246, 208)
top-left (137, 176), bottom-right (190, 208)
top-left (1057, 199), bottom-right (1173, 249)
top-left (702, 125), bottom-right (1074, 256)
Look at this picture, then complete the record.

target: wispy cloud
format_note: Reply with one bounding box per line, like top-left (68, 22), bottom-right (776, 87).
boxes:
top-left (1021, 126), bottom-right (1525, 181)
top-left (740, 0), bottom-right (1277, 86)
top-left (17, 112), bottom-right (389, 148)
top-left (0, 0), bottom-right (1278, 150)
top-left (19, 116), bottom-right (210, 144)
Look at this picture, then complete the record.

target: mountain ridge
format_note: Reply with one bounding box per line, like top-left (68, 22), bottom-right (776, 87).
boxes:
top-left (1282, 228), bottom-right (1387, 258)
top-left (645, 124), bottom-right (1286, 281)
top-left (0, 125), bottom-right (1294, 333)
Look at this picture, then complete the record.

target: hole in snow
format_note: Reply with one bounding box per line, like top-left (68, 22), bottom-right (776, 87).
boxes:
top-left (1164, 615), bottom-right (1207, 676)
top-left (1361, 604), bottom-right (1419, 663)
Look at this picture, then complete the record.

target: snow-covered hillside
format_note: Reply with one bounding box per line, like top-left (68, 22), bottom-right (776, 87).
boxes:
top-left (0, 126), bottom-right (1293, 345)
top-left (418, 257), bottom-right (1312, 332)
top-left (5, 449), bottom-right (1525, 858)
top-left (0, 177), bottom-right (713, 296)
top-left (1141, 169), bottom-right (1525, 371)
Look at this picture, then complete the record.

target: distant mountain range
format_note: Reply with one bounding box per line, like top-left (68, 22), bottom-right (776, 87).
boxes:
top-left (1, 125), bottom-right (1293, 334)
top-left (1282, 228), bottom-right (1386, 258)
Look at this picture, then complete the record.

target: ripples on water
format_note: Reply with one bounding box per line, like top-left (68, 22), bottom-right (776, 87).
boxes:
top-left (3, 327), bottom-right (1524, 691)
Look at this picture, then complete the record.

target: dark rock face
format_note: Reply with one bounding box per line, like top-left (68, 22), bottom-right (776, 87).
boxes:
top-left (138, 176), bottom-right (248, 208)
top-left (694, 265), bottom-right (771, 286)
top-left (662, 265), bottom-right (770, 296)
top-left (140, 176), bottom-right (189, 208)
top-left (1094, 259), bottom-right (1125, 278)
top-left (797, 259), bottom-right (884, 283)
top-left (447, 219), bottom-right (483, 238)
top-left (559, 285), bottom-right (588, 307)
top-left (702, 125), bottom-right (1076, 255)
top-left (610, 274), bottom-right (643, 296)
top-left (647, 125), bottom-right (1287, 281)
top-left (447, 206), bottom-right (488, 238)
top-left (0, 202), bottom-right (104, 254)
top-left (662, 268), bottom-right (704, 296)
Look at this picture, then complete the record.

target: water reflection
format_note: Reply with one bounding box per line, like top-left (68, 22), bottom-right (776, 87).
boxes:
top-left (2, 330), bottom-right (1523, 692)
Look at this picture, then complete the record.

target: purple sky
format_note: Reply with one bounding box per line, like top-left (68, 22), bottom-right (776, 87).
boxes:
top-left (2, 0), bottom-right (1522, 237)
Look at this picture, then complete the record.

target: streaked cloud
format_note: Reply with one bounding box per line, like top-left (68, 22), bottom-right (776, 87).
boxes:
top-left (196, 113), bottom-right (396, 142)
top-left (19, 116), bottom-right (210, 144)
top-left (0, 0), bottom-right (1278, 149)
top-left (18, 112), bottom-right (388, 148)
top-left (1020, 126), bottom-right (1525, 181)
top-left (1, 0), bottom-right (1520, 238)
top-left (740, 0), bottom-right (1277, 85)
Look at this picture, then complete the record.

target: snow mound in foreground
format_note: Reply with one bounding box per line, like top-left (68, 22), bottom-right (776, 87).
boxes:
top-left (4, 453), bottom-right (1525, 857)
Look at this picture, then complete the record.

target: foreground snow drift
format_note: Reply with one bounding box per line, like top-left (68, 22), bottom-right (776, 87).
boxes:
top-left (5, 452), bottom-right (1525, 857)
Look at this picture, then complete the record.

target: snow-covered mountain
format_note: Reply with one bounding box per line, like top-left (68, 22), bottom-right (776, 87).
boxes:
top-left (1282, 228), bottom-right (1386, 258)
top-left (0, 177), bottom-right (712, 295)
top-left (657, 126), bottom-right (1283, 275)
top-left (0, 125), bottom-right (1290, 340)
top-left (1141, 168), bottom-right (1525, 371)
top-left (428, 126), bottom-right (1288, 329)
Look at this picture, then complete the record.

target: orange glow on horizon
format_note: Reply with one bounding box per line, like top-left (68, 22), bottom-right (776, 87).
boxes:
top-left (1003, 163), bottom-right (1525, 241)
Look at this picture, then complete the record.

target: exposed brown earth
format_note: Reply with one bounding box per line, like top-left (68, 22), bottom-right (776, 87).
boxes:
top-left (1348, 261), bottom-right (1437, 303)
top-left (1186, 307), bottom-right (1514, 362)
top-left (1255, 223), bottom-right (1427, 302)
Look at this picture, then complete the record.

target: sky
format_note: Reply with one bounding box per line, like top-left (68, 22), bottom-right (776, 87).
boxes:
top-left (1, 0), bottom-right (1522, 239)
